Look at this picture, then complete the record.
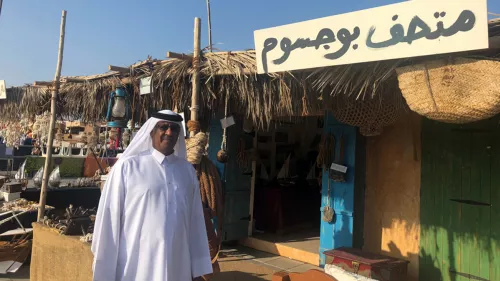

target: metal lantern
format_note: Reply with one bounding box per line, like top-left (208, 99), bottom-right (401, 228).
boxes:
top-left (106, 87), bottom-right (130, 128)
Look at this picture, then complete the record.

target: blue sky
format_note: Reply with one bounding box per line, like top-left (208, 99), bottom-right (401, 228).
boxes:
top-left (0, 0), bottom-right (499, 86)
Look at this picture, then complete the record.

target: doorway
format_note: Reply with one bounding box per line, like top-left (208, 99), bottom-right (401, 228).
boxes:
top-left (246, 116), bottom-right (324, 264)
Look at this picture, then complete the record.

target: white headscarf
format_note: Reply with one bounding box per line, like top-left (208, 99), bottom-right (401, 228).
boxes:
top-left (117, 110), bottom-right (187, 162)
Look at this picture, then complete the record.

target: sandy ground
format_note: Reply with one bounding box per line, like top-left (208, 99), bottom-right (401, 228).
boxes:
top-left (0, 246), bottom-right (322, 281)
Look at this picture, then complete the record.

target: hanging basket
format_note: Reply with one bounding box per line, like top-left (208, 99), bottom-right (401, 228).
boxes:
top-left (330, 88), bottom-right (407, 136)
top-left (396, 58), bottom-right (500, 123)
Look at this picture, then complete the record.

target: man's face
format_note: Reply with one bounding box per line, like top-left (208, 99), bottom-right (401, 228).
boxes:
top-left (151, 121), bottom-right (181, 155)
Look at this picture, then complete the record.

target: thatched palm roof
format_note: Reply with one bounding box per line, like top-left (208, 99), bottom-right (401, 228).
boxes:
top-left (1, 19), bottom-right (499, 127)
top-left (0, 86), bottom-right (47, 121)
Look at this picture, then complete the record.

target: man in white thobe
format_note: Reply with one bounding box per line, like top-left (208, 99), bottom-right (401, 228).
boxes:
top-left (91, 110), bottom-right (212, 281)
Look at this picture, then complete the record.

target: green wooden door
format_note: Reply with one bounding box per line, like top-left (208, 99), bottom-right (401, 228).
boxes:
top-left (421, 117), bottom-right (500, 281)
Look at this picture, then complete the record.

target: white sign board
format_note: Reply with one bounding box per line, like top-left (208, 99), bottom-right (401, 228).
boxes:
top-left (254, 0), bottom-right (488, 74)
top-left (330, 163), bottom-right (348, 174)
top-left (220, 116), bottom-right (235, 129)
top-left (139, 76), bottom-right (152, 95)
top-left (0, 80), bottom-right (6, 100)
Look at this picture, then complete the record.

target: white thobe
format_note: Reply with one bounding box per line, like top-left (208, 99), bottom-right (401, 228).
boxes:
top-left (91, 149), bottom-right (212, 281)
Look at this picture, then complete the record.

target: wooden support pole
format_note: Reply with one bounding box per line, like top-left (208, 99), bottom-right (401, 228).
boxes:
top-left (190, 17), bottom-right (201, 137)
top-left (166, 51), bottom-right (193, 61)
top-left (108, 65), bottom-right (130, 74)
top-left (37, 10), bottom-right (67, 222)
top-left (206, 0), bottom-right (213, 52)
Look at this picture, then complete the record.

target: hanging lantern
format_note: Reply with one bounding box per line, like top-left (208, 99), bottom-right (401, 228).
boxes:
top-left (106, 87), bottom-right (130, 128)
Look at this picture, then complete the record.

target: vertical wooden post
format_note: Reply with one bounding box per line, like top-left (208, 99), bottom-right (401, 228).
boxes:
top-left (37, 10), bottom-right (67, 221)
top-left (190, 17), bottom-right (201, 136)
top-left (206, 0), bottom-right (213, 52)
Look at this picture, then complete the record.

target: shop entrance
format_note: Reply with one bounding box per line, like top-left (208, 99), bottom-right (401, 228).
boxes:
top-left (243, 116), bottom-right (324, 265)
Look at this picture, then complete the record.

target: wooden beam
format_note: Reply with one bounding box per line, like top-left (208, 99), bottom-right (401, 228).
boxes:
top-left (167, 51), bottom-right (193, 61)
top-left (61, 77), bottom-right (86, 83)
top-left (33, 81), bottom-right (52, 87)
top-left (120, 77), bottom-right (133, 84)
top-left (108, 65), bottom-right (130, 74)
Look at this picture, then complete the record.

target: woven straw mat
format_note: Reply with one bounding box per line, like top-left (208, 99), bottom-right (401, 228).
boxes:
top-left (396, 58), bottom-right (500, 124)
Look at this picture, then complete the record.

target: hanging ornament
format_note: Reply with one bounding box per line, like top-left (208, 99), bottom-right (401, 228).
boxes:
top-left (217, 150), bottom-right (229, 163)
top-left (321, 177), bottom-right (335, 223)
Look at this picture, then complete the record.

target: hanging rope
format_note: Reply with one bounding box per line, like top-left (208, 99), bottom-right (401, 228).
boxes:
top-left (301, 82), bottom-right (310, 116)
top-left (316, 133), bottom-right (335, 169)
top-left (221, 93), bottom-right (229, 151)
top-left (236, 138), bottom-right (250, 172)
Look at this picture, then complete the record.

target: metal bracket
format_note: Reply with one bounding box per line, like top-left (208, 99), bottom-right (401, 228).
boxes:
top-left (352, 261), bottom-right (360, 274)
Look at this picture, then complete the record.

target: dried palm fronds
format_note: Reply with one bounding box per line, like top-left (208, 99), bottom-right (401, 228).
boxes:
top-left (0, 86), bottom-right (48, 121)
top-left (309, 59), bottom-right (404, 101)
top-left (60, 77), bottom-right (122, 122)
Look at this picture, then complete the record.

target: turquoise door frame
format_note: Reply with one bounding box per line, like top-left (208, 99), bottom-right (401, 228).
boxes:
top-left (208, 116), bottom-right (253, 241)
top-left (319, 112), bottom-right (364, 266)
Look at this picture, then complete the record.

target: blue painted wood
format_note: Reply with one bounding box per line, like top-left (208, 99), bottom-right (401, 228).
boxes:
top-left (319, 112), bottom-right (358, 266)
top-left (208, 117), bottom-right (252, 241)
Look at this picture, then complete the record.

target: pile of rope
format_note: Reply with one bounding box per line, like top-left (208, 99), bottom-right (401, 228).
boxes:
top-left (197, 156), bottom-right (224, 233)
top-left (196, 156), bottom-right (224, 280)
top-left (186, 132), bottom-right (208, 165)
